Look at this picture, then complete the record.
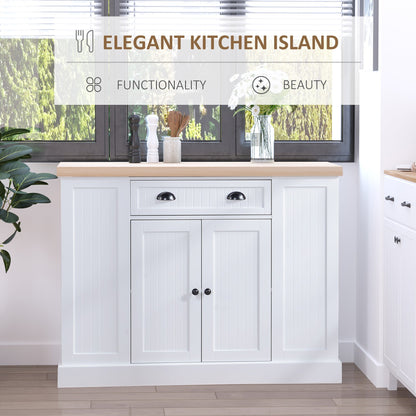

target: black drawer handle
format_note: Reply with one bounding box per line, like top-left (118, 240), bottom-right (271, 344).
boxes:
top-left (227, 191), bottom-right (246, 201)
top-left (204, 288), bottom-right (212, 295)
top-left (192, 288), bottom-right (199, 296)
top-left (385, 195), bottom-right (395, 202)
top-left (156, 192), bottom-right (176, 201)
top-left (401, 201), bottom-right (411, 208)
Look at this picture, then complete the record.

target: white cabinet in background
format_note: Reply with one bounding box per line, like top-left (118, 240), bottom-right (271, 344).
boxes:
top-left (384, 175), bottom-right (416, 395)
top-left (59, 176), bottom-right (340, 387)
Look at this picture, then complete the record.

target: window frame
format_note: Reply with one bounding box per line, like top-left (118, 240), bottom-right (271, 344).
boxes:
top-left (0, 0), bottom-right (109, 162)
top-left (111, 0), bottom-right (356, 163)
top-left (0, 0), bottom-right (357, 162)
top-left (235, 106), bottom-right (355, 162)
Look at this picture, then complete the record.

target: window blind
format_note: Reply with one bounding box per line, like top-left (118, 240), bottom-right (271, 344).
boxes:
top-left (118, 0), bottom-right (354, 33)
top-left (119, 1), bottom-right (353, 17)
top-left (0, 0), bottom-right (103, 38)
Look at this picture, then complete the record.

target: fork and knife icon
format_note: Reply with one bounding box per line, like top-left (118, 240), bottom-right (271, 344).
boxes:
top-left (75, 29), bottom-right (94, 53)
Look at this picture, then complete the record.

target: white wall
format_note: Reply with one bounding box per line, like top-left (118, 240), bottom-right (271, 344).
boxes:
top-left (0, 163), bottom-right (61, 364)
top-left (0, 162), bottom-right (359, 365)
top-left (355, 0), bottom-right (416, 387)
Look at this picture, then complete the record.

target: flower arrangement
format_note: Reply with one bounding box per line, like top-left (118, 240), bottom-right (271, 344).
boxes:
top-left (228, 68), bottom-right (287, 111)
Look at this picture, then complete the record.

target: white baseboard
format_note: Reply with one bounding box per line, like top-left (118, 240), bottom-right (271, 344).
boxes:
top-left (339, 340), bottom-right (355, 362)
top-left (353, 342), bottom-right (389, 388)
top-left (0, 343), bottom-right (60, 365)
top-left (0, 341), bottom-right (390, 390)
top-left (58, 361), bottom-right (342, 387)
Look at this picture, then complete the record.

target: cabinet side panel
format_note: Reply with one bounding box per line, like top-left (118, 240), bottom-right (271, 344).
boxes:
top-left (283, 187), bottom-right (327, 351)
top-left (72, 188), bottom-right (119, 354)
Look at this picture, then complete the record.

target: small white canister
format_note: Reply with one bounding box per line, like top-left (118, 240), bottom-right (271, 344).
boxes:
top-left (163, 136), bottom-right (181, 163)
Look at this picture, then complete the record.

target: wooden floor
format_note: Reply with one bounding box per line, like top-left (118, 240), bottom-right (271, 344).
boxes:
top-left (0, 364), bottom-right (415, 415)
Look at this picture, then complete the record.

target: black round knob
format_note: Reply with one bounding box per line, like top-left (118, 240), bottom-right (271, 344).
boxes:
top-left (192, 288), bottom-right (199, 296)
top-left (157, 192), bottom-right (176, 201)
top-left (227, 191), bottom-right (246, 201)
top-left (204, 288), bottom-right (212, 295)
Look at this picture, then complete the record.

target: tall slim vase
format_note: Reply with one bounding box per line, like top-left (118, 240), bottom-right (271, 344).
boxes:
top-left (250, 115), bottom-right (274, 162)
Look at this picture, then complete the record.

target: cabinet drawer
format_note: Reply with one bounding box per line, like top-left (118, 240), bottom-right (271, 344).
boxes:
top-left (131, 180), bottom-right (271, 215)
top-left (384, 175), bottom-right (416, 230)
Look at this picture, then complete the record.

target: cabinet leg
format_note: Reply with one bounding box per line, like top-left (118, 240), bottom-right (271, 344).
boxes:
top-left (387, 373), bottom-right (398, 391)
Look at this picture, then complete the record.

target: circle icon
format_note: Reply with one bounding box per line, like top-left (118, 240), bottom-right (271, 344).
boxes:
top-left (252, 76), bottom-right (271, 95)
top-left (86, 76), bottom-right (102, 93)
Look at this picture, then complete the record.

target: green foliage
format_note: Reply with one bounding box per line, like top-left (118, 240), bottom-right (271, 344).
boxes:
top-left (185, 118), bottom-right (202, 140)
top-left (245, 105), bottom-right (333, 141)
top-left (0, 128), bottom-right (57, 273)
top-left (0, 39), bottom-right (95, 141)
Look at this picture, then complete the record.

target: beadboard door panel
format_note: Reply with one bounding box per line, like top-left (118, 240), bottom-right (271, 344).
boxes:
top-left (202, 219), bottom-right (272, 362)
top-left (61, 178), bottom-right (130, 365)
top-left (131, 220), bottom-right (202, 363)
top-left (383, 219), bottom-right (401, 374)
top-left (384, 218), bottom-right (416, 393)
top-left (273, 178), bottom-right (339, 362)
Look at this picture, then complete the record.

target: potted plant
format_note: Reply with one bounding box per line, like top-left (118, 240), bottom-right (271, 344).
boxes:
top-left (0, 128), bottom-right (57, 272)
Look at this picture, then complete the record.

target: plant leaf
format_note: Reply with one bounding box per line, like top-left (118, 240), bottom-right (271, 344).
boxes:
top-left (2, 227), bottom-right (19, 245)
top-left (13, 221), bottom-right (21, 232)
top-left (0, 145), bottom-right (33, 163)
top-left (0, 181), bottom-right (5, 201)
top-left (0, 128), bottom-right (30, 140)
top-left (13, 172), bottom-right (57, 190)
top-left (0, 250), bottom-right (11, 272)
top-left (0, 161), bottom-right (30, 179)
top-left (0, 209), bottom-right (19, 223)
top-left (11, 192), bottom-right (51, 208)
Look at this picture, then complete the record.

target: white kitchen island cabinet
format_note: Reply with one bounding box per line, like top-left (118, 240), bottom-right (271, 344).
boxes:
top-left (58, 162), bottom-right (342, 387)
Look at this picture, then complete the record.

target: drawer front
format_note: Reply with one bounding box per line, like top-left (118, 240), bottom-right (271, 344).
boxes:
top-left (131, 180), bottom-right (271, 215)
top-left (384, 175), bottom-right (416, 230)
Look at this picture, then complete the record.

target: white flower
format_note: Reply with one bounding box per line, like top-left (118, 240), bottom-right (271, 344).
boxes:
top-left (228, 92), bottom-right (239, 111)
top-left (229, 73), bottom-right (240, 83)
top-left (251, 105), bottom-right (260, 116)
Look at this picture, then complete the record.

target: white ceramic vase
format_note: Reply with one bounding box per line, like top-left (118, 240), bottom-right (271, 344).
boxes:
top-left (163, 136), bottom-right (181, 163)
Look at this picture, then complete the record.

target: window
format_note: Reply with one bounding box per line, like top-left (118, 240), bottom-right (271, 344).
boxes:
top-left (0, 0), bottom-right (108, 161)
top-left (114, 0), bottom-right (355, 162)
top-left (0, 0), bottom-right (356, 162)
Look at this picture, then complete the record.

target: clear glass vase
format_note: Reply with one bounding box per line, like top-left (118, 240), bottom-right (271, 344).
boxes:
top-left (250, 115), bottom-right (274, 162)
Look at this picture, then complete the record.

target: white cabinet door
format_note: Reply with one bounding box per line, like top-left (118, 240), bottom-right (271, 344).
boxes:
top-left (61, 178), bottom-right (130, 365)
top-left (384, 219), bottom-right (416, 393)
top-left (202, 220), bottom-right (271, 362)
top-left (383, 219), bottom-right (401, 373)
top-left (131, 220), bottom-right (202, 363)
top-left (397, 224), bottom-right (416, 391)
top-left (273, 178), bottom-right (339, 362)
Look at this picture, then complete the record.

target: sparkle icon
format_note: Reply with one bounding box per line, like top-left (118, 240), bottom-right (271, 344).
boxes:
top-left (252, 76), bottom-right (271, 95)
